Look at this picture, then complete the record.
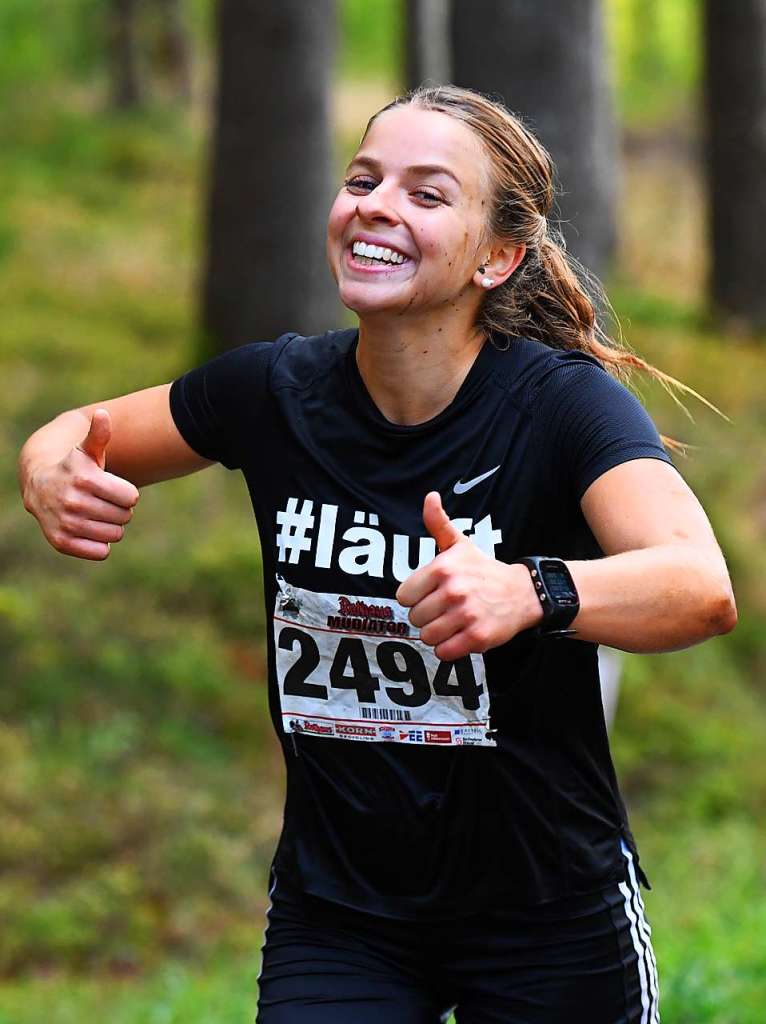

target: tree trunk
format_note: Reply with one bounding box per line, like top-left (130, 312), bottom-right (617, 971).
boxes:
top-left (108, 0), bottom-right (145, 110)
top-left (703, 0), bottom-right (766, 329)
top-left (450, 0), bottom-right (619, 279)
top-left (405, 0), bottom-right (451, 90)
top-left (202, 0), bottom-right (340, 353)
top-left (156, 0), bottom-right (193, 102)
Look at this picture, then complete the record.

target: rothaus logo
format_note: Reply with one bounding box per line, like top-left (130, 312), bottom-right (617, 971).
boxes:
top-left (327, 596), bottom-right (410, 637)
top-left (275, 497), bottom-right (502, 582)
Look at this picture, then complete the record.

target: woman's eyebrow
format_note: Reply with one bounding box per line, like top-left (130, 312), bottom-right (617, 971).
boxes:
top-left (347, 155), bottom-right (462, 187)
top-left (408, 164), bottom-right (462, 186)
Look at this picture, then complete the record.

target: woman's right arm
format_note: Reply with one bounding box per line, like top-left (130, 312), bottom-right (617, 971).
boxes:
top-left (18, 383), bottom-right (213, 561)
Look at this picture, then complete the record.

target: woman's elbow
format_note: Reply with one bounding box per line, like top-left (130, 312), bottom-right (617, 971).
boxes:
top-left (707, 581), bottom-right (738, 636)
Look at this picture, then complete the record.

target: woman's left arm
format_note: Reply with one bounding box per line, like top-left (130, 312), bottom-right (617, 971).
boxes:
top-left (398, 459), bottom-right (737, 660)
top-left (564, 457), bottom-right (737, 653)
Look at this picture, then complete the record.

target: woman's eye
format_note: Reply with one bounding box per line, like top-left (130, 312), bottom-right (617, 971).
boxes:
top-left (413, 190), bottom-right (443, 205)
top-left (344, 177), bottom-right (376, 193)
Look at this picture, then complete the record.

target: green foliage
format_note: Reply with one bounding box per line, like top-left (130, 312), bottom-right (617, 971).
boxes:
top-left (0, 0), bottom-right (215, 114)
top-left (0, 0), bottom-right (403, 109)
top-left (608, 0), bottom-right (702, 130)
top-left (339, 0), bottom-right (404, 84)
top-left (0, 0), bottom-right (103, 94)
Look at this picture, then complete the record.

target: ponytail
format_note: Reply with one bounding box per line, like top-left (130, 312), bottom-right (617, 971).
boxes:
top-left (480, 230), bottom-right (595, 355)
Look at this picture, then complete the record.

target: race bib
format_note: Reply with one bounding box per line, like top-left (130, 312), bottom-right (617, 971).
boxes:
top-left (273, 577), bottom-right (496, 747)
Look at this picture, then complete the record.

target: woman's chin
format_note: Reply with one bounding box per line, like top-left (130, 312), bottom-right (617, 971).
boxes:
top-left (338, 284), bottom-right (404, 318)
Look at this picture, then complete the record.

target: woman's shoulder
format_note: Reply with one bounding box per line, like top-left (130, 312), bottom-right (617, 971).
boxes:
top-left (269, 327), bottom-right (358, 390)
top-left (510, 337), bottom-right (668, 453)
top-left (494, 335), bottom-right (612, 407)
top-left (507, 335), bottom-right (605, 375)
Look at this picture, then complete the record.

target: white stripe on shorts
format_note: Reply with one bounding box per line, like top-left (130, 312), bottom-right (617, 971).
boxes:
top-left (619, 839), bottom-right (660, 1023)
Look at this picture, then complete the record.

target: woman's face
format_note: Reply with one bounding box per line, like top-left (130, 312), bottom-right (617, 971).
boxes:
top-left (327, 105), bottom-right (493, 319)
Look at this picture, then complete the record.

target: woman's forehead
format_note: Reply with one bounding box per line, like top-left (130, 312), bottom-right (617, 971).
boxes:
top-left (354, 106), bottom-right (486, 186)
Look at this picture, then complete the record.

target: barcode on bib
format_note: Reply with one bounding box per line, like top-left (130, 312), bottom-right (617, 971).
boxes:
top-left (361, 706), bottom-right (412, 722)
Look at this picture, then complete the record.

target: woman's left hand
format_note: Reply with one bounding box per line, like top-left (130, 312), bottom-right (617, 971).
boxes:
top-left (396, 492), bottom-right (542, 661)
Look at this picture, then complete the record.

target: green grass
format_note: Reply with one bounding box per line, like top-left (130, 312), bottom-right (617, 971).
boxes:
top-left (1, 104), bottom-right (282, 976)
top-left (642, 822), bottom-right (766, 1024)
top-left (0, 955), bottom-right (260, 1024)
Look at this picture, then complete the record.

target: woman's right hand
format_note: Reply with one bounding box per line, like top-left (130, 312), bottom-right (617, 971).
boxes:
top-left (24, 408), bottom-right (140, 561)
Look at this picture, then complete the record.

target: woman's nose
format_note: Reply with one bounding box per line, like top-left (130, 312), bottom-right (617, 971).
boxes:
top-left (355, 183), bottom-right (400, 224)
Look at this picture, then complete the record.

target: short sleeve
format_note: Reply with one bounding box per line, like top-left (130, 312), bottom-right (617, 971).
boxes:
top-left (169, 341), bottom-right (275, 470)
top-left (533, 355), bottom-right (677, 502)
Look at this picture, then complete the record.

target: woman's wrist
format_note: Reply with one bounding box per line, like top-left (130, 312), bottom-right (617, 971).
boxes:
top-left (17, 444), bottom-right (45, 513)
top-left (506, 561), bottom-right (545, 633)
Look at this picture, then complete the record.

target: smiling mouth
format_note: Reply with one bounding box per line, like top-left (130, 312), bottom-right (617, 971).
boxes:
top-left (348, 240), bottom-right (411, 269)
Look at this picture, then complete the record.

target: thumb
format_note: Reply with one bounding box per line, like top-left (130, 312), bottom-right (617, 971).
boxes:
top-left (77, 408), bottom-right (112, 470)
top-left (422, 491), bottom-right (464, 553)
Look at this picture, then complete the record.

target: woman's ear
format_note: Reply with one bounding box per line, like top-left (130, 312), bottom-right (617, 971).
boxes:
top-left (473, 243), bottom-right (526, 290)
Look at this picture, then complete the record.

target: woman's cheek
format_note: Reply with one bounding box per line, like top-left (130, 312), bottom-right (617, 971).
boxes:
top-left (326, 196), bottom-right (350, 248)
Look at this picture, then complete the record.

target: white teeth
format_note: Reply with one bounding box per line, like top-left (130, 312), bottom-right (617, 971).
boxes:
top-left (351, 240), bottom-right (407, 264)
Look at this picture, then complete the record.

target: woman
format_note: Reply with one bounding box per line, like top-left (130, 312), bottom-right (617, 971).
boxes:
top-left (19, 86), bottom-right (736, 1023)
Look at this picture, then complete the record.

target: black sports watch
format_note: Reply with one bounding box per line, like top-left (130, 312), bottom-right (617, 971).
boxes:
top-left (513, 556), bottom-right (580, 638)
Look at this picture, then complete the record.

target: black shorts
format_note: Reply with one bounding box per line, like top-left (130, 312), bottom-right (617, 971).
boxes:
top-left (256, 842), bottom-right (659, 1024)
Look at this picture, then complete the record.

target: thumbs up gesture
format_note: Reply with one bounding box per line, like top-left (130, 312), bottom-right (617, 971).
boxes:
top-left (421, 489), bottom-right (466, 554)
top-left (76, 407), bottom-right (112, 470)
top-left (25, 408), bottom-right (140, 561)
top-left (396, 492), bottom-right (541, 660)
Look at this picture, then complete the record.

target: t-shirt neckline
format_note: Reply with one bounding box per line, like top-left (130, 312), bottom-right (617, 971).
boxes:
top-left (344, 330), bottom-right (506, 437)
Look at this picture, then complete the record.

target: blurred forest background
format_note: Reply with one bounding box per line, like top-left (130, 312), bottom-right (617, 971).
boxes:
top-left (2, 1), bottom-right (765, 1021)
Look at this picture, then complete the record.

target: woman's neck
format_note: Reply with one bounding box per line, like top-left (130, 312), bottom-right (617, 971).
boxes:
top-left (356, 308), bottom-right (486, 426)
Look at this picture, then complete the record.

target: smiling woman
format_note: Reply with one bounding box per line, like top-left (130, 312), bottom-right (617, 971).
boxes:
top-left (328, 103), bottom-right (507, 353)
top-left (18, 84), bottom-right (735, 1023)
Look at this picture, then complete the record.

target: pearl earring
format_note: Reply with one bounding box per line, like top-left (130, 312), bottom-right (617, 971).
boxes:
top-left (481, 277), bottom-right (494, 289)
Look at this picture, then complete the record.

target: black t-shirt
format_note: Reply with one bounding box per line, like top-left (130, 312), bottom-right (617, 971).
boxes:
top-left (169, 329), bottom-right (676, 919)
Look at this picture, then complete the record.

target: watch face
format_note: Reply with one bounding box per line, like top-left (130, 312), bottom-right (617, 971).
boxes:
top-left (540, 560), bottom-right (578, 605)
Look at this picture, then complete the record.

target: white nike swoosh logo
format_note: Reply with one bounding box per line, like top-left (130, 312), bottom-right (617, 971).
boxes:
top-left (453, 465), bottom-right (501, 494)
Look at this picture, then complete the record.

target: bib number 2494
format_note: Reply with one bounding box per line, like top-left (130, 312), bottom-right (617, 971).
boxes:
top-left (278, 626), bottom-right (482, 711)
